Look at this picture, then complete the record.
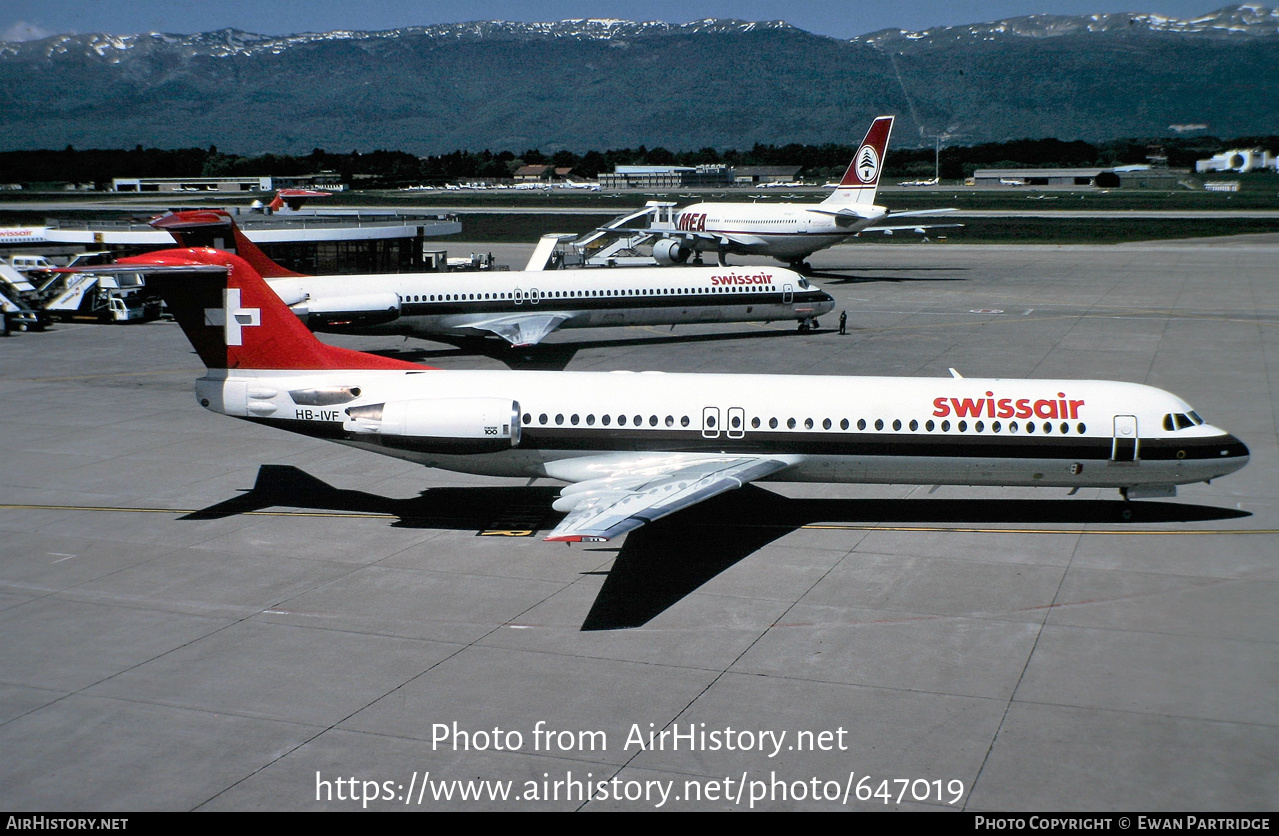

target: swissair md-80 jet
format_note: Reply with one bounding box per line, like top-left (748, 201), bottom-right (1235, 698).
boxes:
top-left (110, 245), bottom-right (1248, 544)
top-left (646, 116), bottom-right (956, 272)
top-left (149, 210), bottom-right (833, 345)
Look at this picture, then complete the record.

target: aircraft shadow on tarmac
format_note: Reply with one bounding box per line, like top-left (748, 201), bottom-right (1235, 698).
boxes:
top-left (182, 464), bottom-right (1250, 631)
top-left (365, 327), bottom-right (804, 371)
top-left (806, 266), bottom-right (970, 284)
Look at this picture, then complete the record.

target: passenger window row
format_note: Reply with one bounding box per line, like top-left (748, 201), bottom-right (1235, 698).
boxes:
top-left (521, 412), bottom-right (1088, 435)
top-left (527, 412), bottom-right (692, 427)
top-left (399, 285), bottom-right (776, 303)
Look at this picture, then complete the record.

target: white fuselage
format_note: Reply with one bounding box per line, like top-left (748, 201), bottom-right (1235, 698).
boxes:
top-left (268, 264), bottom-right (834, 340)
top-left (196, 368), bottom-right (1249, 493)
top-left (674, 202), bottom-right (888, 262)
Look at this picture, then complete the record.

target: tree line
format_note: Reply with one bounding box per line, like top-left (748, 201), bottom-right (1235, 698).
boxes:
top-left (2, 136), bottom-right (1273, 189)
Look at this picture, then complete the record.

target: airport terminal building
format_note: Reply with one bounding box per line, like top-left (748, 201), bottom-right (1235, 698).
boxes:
top-left (599, 165), bottom-right (735, 189)
top-left (1, 212), bottom-right (462, 274)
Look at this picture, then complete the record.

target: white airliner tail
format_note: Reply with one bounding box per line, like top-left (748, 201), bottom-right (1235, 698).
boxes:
top-left (821, 116), bottom-right (894, 208)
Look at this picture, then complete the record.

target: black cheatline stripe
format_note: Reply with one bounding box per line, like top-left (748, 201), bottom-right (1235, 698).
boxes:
top-left (513, 428), bottom-right (1107, 459)
top-left (1140, 437), bottom-right (1250, 461)
top-left (248, 420), bottom-right (1245, 463)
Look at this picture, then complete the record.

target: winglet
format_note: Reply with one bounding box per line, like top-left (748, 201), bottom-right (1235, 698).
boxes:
top-left (822, 116), bottom-right (894, 207)
top-left (120, 247), bottom-right (423, 372)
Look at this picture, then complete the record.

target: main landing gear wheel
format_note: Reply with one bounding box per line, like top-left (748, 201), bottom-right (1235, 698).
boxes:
top-left (789, 260), bottom-right (814, 276)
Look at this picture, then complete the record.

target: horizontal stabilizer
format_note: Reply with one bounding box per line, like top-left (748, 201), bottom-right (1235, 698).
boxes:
top-left (116, 248), bottom-right (423, 372)
top-left (807, 206), bottom-right (881, 222)
top-left (150, 210), bottom-right (306, 279)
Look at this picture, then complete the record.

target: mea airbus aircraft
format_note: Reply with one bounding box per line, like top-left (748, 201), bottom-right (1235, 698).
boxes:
top-left (117, 246), bottom-right (1248, 544)
top-left (151, 210), bottom-right (834, 346)
top-left (647, 116), bottom-right (955, 271)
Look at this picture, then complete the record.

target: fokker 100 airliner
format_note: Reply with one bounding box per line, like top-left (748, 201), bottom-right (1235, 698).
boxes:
top-left (109, 245), bottom-right (1250, 544)
top-left (150, 210), bottom-right (833, 346)
top-left (644, 116), bottom-right (957, 271)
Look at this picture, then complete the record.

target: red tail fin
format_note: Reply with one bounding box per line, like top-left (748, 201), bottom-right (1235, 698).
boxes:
top-left (150, 210), bottom-right (306, 279)
top-left (267, 188), bottom-right (332, 213)
top-left (824, 116), bottom-right (894, 206)
top-left (121, 248), bottom-right (422, 372)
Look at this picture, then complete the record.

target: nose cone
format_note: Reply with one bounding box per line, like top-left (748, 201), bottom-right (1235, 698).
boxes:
top-left (817, 291), bottom-right (836, 314)
top-left (1217, 433), bottom-right (1250, 471)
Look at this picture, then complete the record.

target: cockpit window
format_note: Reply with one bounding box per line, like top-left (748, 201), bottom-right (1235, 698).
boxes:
top-left (1163, 412), bottom-right (1202, 432)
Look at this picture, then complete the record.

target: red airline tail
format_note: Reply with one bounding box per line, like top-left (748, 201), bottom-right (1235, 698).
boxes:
top-left (823, 115), bottom-right (894, 207)
top-left (150, 210), bottom-right (307, 279)
top-left (267, 188), bottom-right (332, 213)
top-left (121, 248), bottom-right (422, 372)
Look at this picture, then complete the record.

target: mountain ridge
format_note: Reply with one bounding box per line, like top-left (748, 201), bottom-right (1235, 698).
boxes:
top-left (0, 6), bottom-right (1274, 154)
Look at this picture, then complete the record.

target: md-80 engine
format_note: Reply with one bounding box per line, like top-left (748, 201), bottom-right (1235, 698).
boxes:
top-left (343, 398), bottom-right (521, 454)
top-left (290, 292), bottom-right (401, 329)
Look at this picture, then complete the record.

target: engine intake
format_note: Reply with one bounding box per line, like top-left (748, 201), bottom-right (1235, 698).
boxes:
top-left (652, 238), bottom-right (692, 266)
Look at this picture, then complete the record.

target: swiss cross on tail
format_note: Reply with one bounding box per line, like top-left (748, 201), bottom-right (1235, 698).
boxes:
top-left (115, 247), bottom-right (422, 372)
top-left (204, 288), bottom-right (261, 346)
top-left (825, 115), bottom-right (894, 207)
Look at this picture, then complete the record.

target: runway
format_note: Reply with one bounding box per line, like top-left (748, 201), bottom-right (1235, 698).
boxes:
top-left (0, 238), bottom-right (1275, 810)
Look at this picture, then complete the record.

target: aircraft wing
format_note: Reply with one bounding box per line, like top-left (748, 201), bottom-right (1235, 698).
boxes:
top-left (456, 312), bottom-right (574, 347)
top-left (809, 206), bottom-right (957, 223)
top-left (884, 208), bottom-right (958, 219)
top-left (51, 263), bottom-right (228, 275)
top-left (605, 228), bottom-right (769, 249)
top-left (544, 454), bottom-right (797, 542)
top-left (604, 226), bottom-right (715, 241)
top-left (857, 208), bottom-right (962, 235)
top-left (714, 232), bottom-right (769, 248)
top-left (858, 223), bottom-right (964, 235)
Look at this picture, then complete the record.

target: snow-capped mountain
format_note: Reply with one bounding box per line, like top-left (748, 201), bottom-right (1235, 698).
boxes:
top-left (854, 3), bottom-right (1279, 46)
top-left (0, 7), bottom-right (1274, 153)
